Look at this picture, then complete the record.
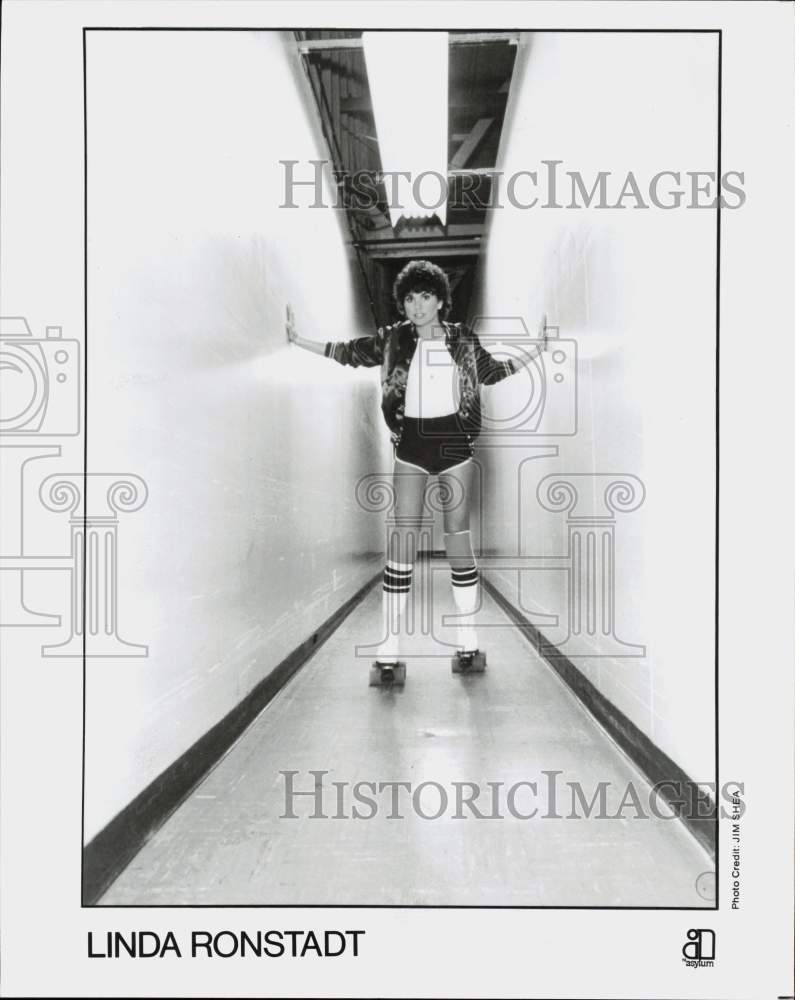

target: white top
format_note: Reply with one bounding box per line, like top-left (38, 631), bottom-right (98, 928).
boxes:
top-left (403, 336), bottom-right (459, 418)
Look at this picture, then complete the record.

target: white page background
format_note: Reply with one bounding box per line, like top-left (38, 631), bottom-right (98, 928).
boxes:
top-left (1, 2), bottom-right (793, 997)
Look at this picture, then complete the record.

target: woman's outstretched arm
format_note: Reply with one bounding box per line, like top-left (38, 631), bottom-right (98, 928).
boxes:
top-left (508, 340), bottom-right (544, 372)
top-left (287, 304), bottom-right (384, 368)
top-left (472, 328), bottom-right (543, 384)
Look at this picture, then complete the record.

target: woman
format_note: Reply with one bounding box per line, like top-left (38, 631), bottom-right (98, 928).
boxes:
top-left (287, 260), bottom-right (530, 684)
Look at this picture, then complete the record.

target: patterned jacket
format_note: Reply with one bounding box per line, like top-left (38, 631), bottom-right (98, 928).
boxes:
top-left (324, 320), bottom-right (518, 446)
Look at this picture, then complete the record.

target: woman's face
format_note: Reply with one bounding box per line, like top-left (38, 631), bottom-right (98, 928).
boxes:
top-left (403, 289), bottom-right (441, 329)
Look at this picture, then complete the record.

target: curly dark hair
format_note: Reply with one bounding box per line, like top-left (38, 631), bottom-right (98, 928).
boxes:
top-left (392, 260), bottom-right (452, 320)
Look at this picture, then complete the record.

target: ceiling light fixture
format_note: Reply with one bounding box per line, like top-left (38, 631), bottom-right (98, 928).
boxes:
top-left (362, 31), bottom-right (449, 229)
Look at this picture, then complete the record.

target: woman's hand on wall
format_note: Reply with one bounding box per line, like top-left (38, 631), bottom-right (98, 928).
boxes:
top-left (286, 305), bottom-right (327, 356)
top-left (285, 303), bottom-right (298, 344)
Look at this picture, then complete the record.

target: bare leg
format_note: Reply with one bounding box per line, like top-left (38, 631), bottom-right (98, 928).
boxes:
top-left (376, 456), bottom-right (428, 662)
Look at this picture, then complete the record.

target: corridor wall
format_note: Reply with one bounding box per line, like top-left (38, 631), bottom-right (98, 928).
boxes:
top-left (470, 31), bottom-right (718, 783)
top-left (85, 31), bottom-right (386, 839)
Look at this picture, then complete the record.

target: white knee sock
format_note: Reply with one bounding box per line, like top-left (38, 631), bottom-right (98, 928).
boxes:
top-left (451, 564), bottom-right (479, 653)
top-left (376, 560), bottom-right (412, 662)
top-left (444, 530), bottom-right (480, 653)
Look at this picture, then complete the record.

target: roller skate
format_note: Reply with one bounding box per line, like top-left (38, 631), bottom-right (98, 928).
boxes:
top-left (369, 659), bottom-right (407, 687)
top-left (451, 648), bottom-right (486, 674)
top-left (370, 630), bottom-right (406, 687)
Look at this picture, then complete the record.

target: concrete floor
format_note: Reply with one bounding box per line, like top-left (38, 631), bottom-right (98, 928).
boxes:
top-left (100, 563), bottom-right (714, 906)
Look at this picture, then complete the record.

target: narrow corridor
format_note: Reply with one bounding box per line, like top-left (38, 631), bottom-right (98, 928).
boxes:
top-left (100, 563), bottom-right (712, 907)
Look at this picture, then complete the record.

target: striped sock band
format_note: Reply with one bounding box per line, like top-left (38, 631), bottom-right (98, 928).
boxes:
top-left (383, 562), bottom-right (412, 594)
top-left (451, 565), bottom-right (478, 588)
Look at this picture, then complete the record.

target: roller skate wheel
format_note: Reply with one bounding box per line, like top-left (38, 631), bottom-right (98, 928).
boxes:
top-left (451, 650), bottom-right (486, 674)
top-left (370, 661), bottom-right (406, 687)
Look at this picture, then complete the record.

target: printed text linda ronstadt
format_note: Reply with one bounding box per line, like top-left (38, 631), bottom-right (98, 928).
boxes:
top-left (88, 929), bottom-right (364, 959)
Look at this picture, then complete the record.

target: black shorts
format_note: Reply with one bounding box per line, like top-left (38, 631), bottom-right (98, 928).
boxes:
top-left (395, 413), bottom-right (474, 475)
